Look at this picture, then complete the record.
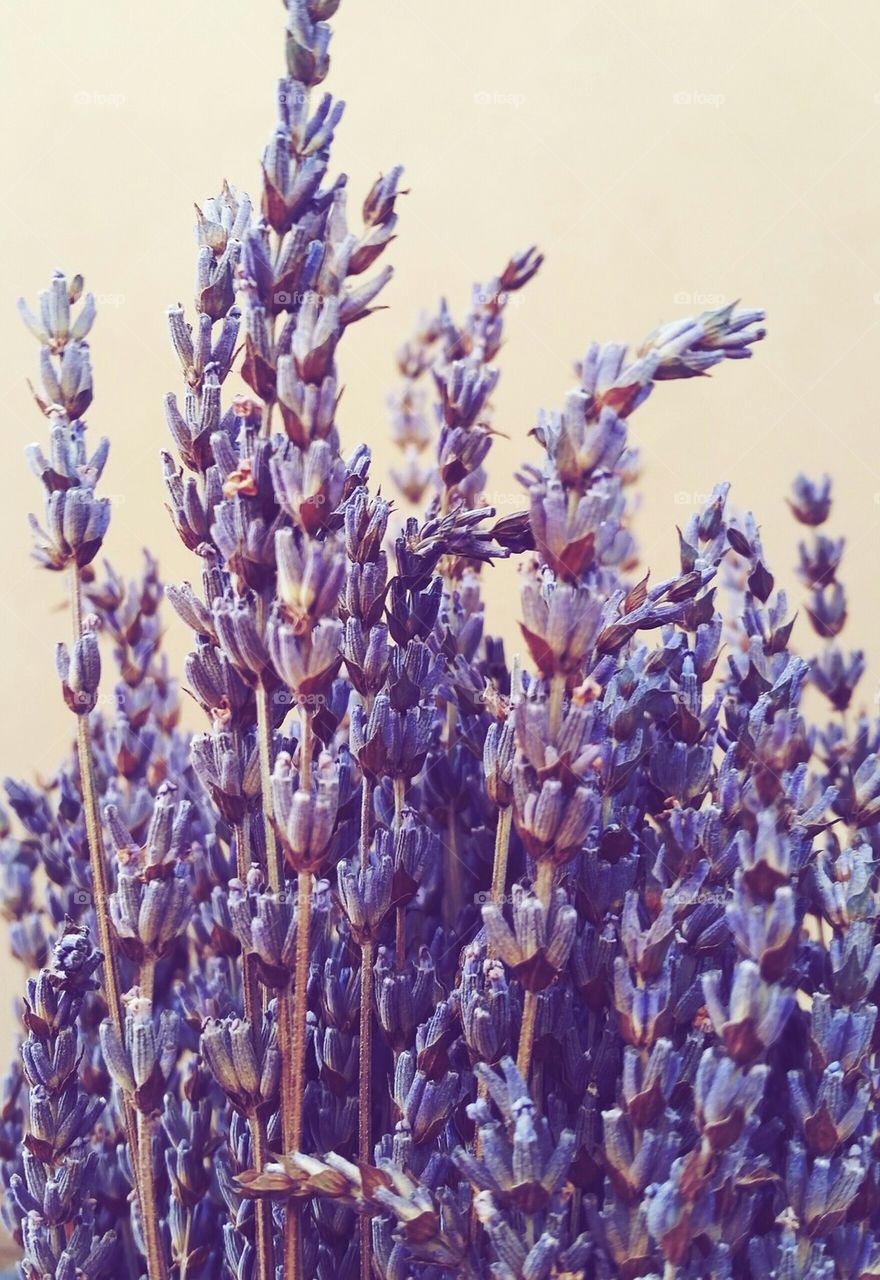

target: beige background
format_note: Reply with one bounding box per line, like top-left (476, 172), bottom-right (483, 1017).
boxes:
top-left (0, 0), bottom-right (879, 1043)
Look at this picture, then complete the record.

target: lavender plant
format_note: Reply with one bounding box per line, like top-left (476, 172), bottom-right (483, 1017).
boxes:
top-left (5, 3), bottom-right (879, 1278)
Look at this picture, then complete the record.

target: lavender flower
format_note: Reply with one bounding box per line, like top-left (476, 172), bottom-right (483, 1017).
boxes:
top-left (12, 2), bottom-right (880, 1279)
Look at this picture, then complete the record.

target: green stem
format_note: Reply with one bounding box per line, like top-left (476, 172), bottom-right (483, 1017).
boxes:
top-left (548, 671), bottom-right (566, 741)
top-left (70, 566), bottom-right (149, 1264)
top-left (69, 567), bottom-right (124, 1032)
top-left (254, 680), bottom-right (292, 1278)
top-left (393, 777), bottom-right (406, 969)
top-left (233, 825), bottom-right (275, 1280)
top-left (489, 807), bottom-right (512, 910)
top-left (136, 1109), bottom-right (168, 1280)
top-left (358, 775), bottom-right (375, 1280)
top-left (282, 702), bottom-right (314, 1280)
top-left (515, 860), bottom-right (555, 1089)
top-left (178, 1209), bottom-right (193, 1280)
top-left (442, 702), bottom-right (462, 930)
top-left (358, 943), bottom-right (374, 1280)
top-left (255, 680), bottom-right (284, 894)
top-left (489, 654), bottom-right (520, 919)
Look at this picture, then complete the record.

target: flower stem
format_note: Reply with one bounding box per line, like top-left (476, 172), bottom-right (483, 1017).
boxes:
top-left (256, 680), bottom-right (284, 894)
top-left (290, 708), bottom-right (314, 1160)
top-left (234, 767), bottom-right (276, 1280)
top-left (136, 1109), bottom-right (168, 1280)
top-left (69, 566), bottom-right (124, 1032)
top-left (489, 807), bottom-right (513, 909)
top-left (358, 776), bottom-right (375, 1280)
top-left (283, 867), bottom-right (312, 1277)
top-left (141, 957), bottom-right (156, 1005)
top-left (255, 680), bottom-right (297, 1279)
top-left (489, 654), bottom-right (520, 920)
top-left (442, 702), bottom-right (462, 930)
top-left (281, 701), bottom-right (315, 1280)
top-left (393, 777), bottom-right (406, 969)
top-left (548, 671), bottom-right (566, 741)
top-left (178, 1210), bottom-right (193, 1280)
top-left (358, 941), bottom-right (374, 1280)
top-left (69, 565), bottom-right (151, 1265)
top-left (135, 964), bottom-right (168, 1280)
top-left (520, 673), bottom-right (564, 1093)
top-left (515, 859), bottom-right (555, 1088)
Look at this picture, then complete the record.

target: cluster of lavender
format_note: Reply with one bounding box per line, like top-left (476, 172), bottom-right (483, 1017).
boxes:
top-left (5, 2), bottom-right (880, 1277)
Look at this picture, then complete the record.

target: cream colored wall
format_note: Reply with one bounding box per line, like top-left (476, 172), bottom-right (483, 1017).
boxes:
top-left (1, 0), bottom-right (879, 1059)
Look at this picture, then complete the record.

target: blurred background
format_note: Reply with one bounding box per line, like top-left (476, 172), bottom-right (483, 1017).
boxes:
top-left (1, 0), bottom-right (879, 1057)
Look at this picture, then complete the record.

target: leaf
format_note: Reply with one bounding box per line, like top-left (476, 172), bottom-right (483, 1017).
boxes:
top-left (518, 623), bottom-right (555, 675)
top-left (237, 1167), bottom-right (297, 1199)
top-left (358, 1162), bottom-right (393, 1203)
top-left (748, 560), bottom-right (774, 603)
top-left (241, 338), bottom-right (277, 403)
top-left (261, 168), bottom-right (291, 236)
top-left (727, 527), bottom-right (752, 558)
top-left (623, 572), bottom-right (649, 615)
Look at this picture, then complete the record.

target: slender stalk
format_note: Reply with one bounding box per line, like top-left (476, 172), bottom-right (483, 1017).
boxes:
top-left (178, 1210), bottom-right (193, 1280)
top-left (357, 958), bottom-right (374, 1272)
top-left (515, 859), bottom-right (555, 1085)
top-left (289, 708), bottom-right (313, 1155)
top-left (358, 945), bottom-right (374, 1280)
top-left (233, 822), bottom-right (274, 1280)
top-left (70, 566), bottom-right (154, 1267)
top-left (358, 775), bottom-right (375, 1280)
top-left (255, 680), bottom-right (284, 894)
top-left (394, 894), bottom-right (407, 966)
top-left (136, 1110), bottom-right (168, 1280)
top-left (489, 655), bottom-right (520, 935)
top-left (442, 701), bottom-right (462, 929)
top-left (141, 957), bottom-right (156, 1005)
top-left (69, 566), bottom-right (125, 1032)
top-left (393, 777), bottom-right (406, 969)
top-left (248, 1117), bottom-right (274, 1278)
top-left (548, 671), bottom-right (566, 741)
top-left (254, 678), bottom-right (300, 1278)
top-left (489, 807), bottom-right (513, 909)
top-left (515, 674), bottom-right (563, 1083)
top-left (473, 661), bottom-right (524, 1240)
top-left (132, 964), bottom-right (168, 1280)
top-left (282, 868), bottom-right (312, 1278)
top-left (281, 701), bottom-right (315, 1280)
top-left (232, 816), bottom-right (267, 1028)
